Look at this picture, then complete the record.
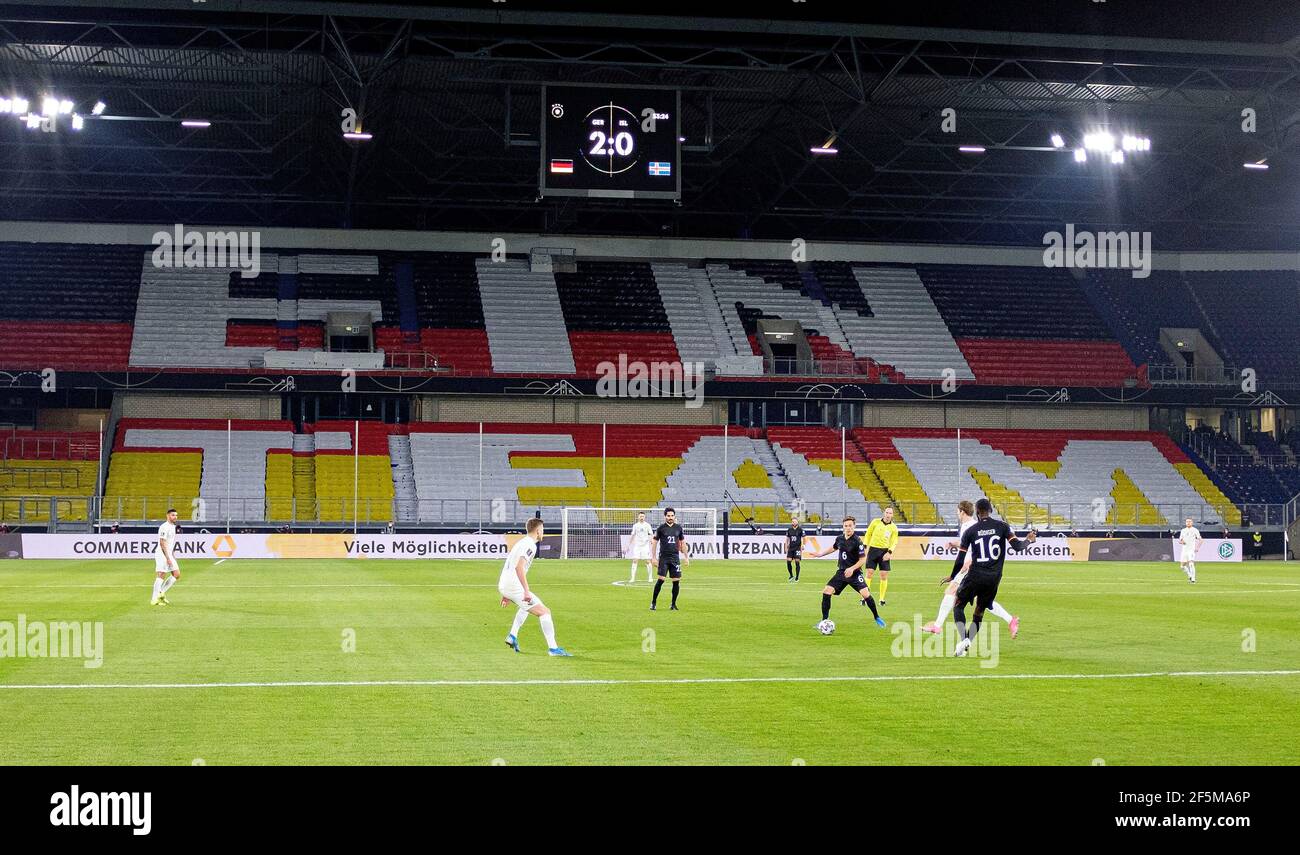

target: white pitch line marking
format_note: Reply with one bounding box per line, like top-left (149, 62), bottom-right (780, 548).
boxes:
top-left (1, 669), bottom-right (1298, 691)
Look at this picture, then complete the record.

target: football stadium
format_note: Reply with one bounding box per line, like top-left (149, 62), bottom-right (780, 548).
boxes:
top-left (0, 0), bottom-right (1298, 789)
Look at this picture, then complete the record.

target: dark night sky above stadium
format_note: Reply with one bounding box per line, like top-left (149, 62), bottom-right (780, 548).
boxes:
top-left (331, 0), bottom-right (1300, 44)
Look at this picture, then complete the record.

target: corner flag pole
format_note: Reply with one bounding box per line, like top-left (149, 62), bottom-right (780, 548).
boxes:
top-left (353, 419), bottom-right (359, 534)
top-left (96, 417), bottom-right (104, 527)
top-left (226, 419), bottom-right (232, 534)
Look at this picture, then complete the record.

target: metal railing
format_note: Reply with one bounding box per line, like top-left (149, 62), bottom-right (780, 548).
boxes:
top-left (1148, 364), bottom-right (1240, 386)
top-left (763, 356), bottom-right (870, 377)
top-left (2, 495), bottom-right (1290, 532)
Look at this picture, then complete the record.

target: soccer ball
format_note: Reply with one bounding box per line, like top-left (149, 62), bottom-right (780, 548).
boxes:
top-left (817, 619), bottom-right (835, 635)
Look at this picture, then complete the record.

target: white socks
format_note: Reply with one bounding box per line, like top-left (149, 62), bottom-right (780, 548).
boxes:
top-left (629, 561), bottom-right (639, 582)
top-left (988, 601), bottom-right (1013, 623)
top-left (933, 593), bottom-right (956, 626)
top-left (509, 609), bottom-right (529, 638)
top-left (151, 577), bottom-right (164, 599)
top-left (1187, 562), bottom-right (1196, 582)
top-left (539, 613), bottom-right (558, 649)
top-left (160, 575), bottom-right (177, 594)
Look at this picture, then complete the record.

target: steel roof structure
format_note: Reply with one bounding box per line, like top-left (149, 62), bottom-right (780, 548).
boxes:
top-left (1, 0), bottom-right (1298, 248)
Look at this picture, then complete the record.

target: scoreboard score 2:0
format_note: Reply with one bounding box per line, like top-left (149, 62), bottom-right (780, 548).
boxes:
top-left (540, 85), bottom-right (681, 200)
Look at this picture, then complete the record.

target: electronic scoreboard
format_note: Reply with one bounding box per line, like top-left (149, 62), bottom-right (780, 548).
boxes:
top-left (540, 85), bottom-right (681, 200)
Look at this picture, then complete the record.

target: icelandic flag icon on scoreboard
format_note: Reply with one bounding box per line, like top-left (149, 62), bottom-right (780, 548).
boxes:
top-left (649, 161), bottom-right (672, 177)
top-left (550, 159), bottom-right (574, 174)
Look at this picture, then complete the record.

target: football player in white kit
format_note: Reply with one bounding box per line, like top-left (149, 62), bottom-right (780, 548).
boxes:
top-left (923, 500), bottom-right (1021, 638)
top-left (1177, 518), bottom-right (1202, 584)
top-left (150, 508), bottom-right (181, 606)
top-left (499, 517), bottom-right (571, 656)
top-left (627, 511), bottom-right (654, 583)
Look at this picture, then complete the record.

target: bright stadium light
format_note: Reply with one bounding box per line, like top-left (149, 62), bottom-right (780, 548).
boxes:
top-left (1074, 147), bottom-right (1087, 163)
top-left (25, 113), bottom-right (41, 129)
top-left (58, 99), bottom-right (73, 115)
top-left (1083, 131), bottom-right (1115, 152)
top-left (958, 145), bottom-right (985, 153)
top-left (41, 96), bottom-right (58, 116)
top-left (71, 113), bottom-right (84, 131)
top-left (1110, 150), bottom-right (1125, 165)
top-left (180, 119), bottom-right (211, 128)
top-left (342, 131), bottom-right (373, 140)
top-left (1050, 133), bottom-right (1065, 148)
top-left (1243, 161), bottom-right (1269, 170)
top-left (0, 98), bottom-right (10, 114)
top-left (92, 101), bottom-right (106, 115)
top-left (12, 97), bottom-right (28, 115)
top-left (1121, 134), bottom-right (1151, 152)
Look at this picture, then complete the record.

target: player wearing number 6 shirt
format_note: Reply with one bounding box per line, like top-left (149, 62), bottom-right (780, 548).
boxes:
top-left (950, 498), bottom-right (1035, 656)
top-left (924, 500), bottom-right (1021, 638)
top-left (807, 516), bottom-right (885, 630)
top-left (627, 511), bottom-right (654, 583)
top-left (1176, 518), bottom-right (1202, 584)
top-left (650, 507), bottom-right (689, 611)
top-left (499, 518), bottom-right (570, 656)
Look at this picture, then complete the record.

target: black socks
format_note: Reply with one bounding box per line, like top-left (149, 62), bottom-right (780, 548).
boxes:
top-left (652, 579), bottom-right (664, 606)
top-left (821, 594), bottom-right (831, 620)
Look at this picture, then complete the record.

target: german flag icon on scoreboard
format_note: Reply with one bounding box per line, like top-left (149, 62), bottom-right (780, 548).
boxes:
top-left (550, 159), bottom-right (574, 174)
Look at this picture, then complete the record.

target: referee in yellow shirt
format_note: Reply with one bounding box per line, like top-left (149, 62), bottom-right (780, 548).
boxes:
top-left (863, 507), bottom-right (900, 605)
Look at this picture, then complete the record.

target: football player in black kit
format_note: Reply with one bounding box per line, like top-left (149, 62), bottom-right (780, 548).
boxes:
top-left (784, 516), bottom-right (804, 582)
top-left (952, 498), bottom-right (1036, 656)
top-left (807, 516), bottom-right (886, 630)
top-left (650, 507), bottom-right (689, 611)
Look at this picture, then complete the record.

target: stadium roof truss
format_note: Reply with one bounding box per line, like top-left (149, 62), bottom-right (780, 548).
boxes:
top-left (2, 1), bottom-right (1300, 248)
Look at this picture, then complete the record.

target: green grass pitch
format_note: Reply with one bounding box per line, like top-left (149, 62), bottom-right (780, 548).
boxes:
top-left (1, 557), bottom-right (1298, 765)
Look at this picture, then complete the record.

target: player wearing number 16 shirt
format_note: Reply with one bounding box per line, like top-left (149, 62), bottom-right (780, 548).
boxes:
top-left (950, 498), bottom-right (1035, 656)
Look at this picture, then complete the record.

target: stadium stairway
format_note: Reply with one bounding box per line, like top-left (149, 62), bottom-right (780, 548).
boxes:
top-left (388, 432), bottom-right (418, 523)
top-left (706, 263), bottom-right (853, 353)
top-left (291, 433), bottom-right (317, 520)
top-left (1184, 270), bottom-right (1300, 387)
top-left (308, 421), bottom-right (394, 523)
top-left (110, 418), bottom-right (294, 522)
top-left (475, 259), bottom-right (576, 375)
top-left (848, 266), bottom-right (973, 381)
top-left (649, 262), bottom-right (729, 368)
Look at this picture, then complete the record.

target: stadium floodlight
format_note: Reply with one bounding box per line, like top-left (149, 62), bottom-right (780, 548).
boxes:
top-left (1110, 150), bottom-right (1124, 165)
top-left (25, 113), bottom-right (40, 129)
top-left (1243, 161), bottom-right (1269, 170)
top-left (958, 145), bottom-right (985, 153)
top-left (58, 99), bottom-right (73, 115)
top-left (1073, 147), bottom-right (1087, 163)
top-left (1083, 131), bottom-right (1115, 152)
top-left (180, 119), bottom-right (211, 128)
top-left (41, 96), bottom-right (58, 116)
top-left (1121, 135), bottom-right (1151, 152)
top-left (1050, 133), bottom-right (1065, 148)
top-left (0, 98), bottom-right (10, 113)
top-left (12, 97), bottom-right (28, 115)
top-left (342, 131), bottom-right (373, 140)
top-left (71, 113), bottom-right (84, 131)
top-left (92, 101), bottom-right (106, 115)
